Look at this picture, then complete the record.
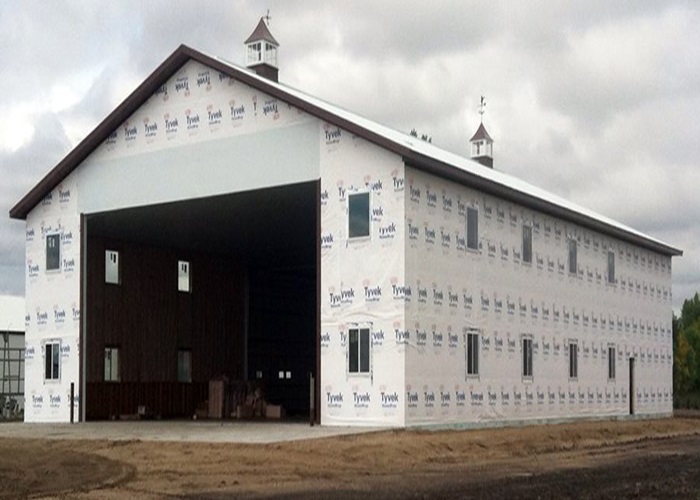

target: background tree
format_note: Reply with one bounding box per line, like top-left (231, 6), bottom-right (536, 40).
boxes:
top-left (674, 292), bottom-right (700, 405)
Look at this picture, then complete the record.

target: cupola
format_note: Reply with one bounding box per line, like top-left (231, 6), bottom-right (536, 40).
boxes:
top-left (245, 17), bottom-right (279, 82)
top-left (470, 96), bottom-right (494, 169)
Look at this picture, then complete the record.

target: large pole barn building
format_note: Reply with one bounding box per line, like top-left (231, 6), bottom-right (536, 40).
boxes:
top-left (10, 19), bottom-right (681, 426)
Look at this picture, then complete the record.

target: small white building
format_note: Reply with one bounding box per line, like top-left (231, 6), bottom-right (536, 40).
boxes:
top-left (10, 19), bottom-right (681, 426)
top-left (0, 295), bottom-right (25, 418)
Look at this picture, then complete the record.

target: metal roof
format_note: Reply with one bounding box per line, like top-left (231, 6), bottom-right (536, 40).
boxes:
top-left (8, 45), bottom-right (682, 257)
top-left (470, 122), bottom-right (493, 142)
top-left (244, 17), bottom-right (279, 46)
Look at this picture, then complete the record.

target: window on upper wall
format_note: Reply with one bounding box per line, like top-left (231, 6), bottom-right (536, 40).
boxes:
top-left (568, 239), bottom-right (577, 275)
top-left (466, 207), bottom-right (479, 250)
top-left (466, 330), bottom-right (479, 376)
top-left (46, 234), bottom-right (61, 272)
top-left (105, 250), bottom-right (120, 285)
top-left (178, 350), bottom-right (192, 383)
top-left (178, 260), bottom-right (191, 292)
top-left (522, 337), bottom-right (533, 378)
top-left (104, 347), bottom-right (119, 382)
top-left (45, 341), bottom-right (60, 381)
top-left (608, 346), bottom-right (616, 380)
top-left (522, 225), bottom-right (533, 264)
top-left (608, 251), bottom-right (615, 284)
top-left (569, 342), bottom-right (578, 379)
top-left (348, 192), bottom-right (370, 239)
top-left (348, 327), bottom-right (371, 374)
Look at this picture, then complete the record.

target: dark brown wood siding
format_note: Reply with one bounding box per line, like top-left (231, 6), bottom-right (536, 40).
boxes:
top-left (85, 236), bottom-right (245, 418)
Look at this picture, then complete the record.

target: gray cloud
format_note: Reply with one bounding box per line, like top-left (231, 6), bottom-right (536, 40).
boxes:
top-left (1, 1), bottom-right (698, 311)
top-left (1, 113), bottom-right (71, 295)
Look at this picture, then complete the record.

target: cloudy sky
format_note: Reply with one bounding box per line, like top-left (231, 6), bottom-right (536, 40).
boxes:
top-left (1, 1), bottom-right (698, 311)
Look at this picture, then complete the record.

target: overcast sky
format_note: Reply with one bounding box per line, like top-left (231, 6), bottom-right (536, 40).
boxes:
top-left (1, 1), bottom-right (698, 312)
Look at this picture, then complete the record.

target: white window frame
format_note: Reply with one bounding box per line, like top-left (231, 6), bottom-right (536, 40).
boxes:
top-left (105, 250), bottom-right (120, 285)
top-left (348, 191), bottom-right (371, 240)
top-left (178, 260), bottom-right (192, 293)
top-left (522, 336), bottom-right (533, 379)
top-left (104, 346), bottom-right (120, 382)
top-left (348, 326), bottom-right (372, 376)
top-left (44, 340), bottom-right (61, 382)
top-left (46, 233), bottom-right (61, 272)
top-left (264, 42), bottom-right (278, 66)
top-left (247, 41), bottom-right (262, 64)
top-left (466, 329), bottom-right (480, 377)
top-left (466, 207), bottom-right (479, 250)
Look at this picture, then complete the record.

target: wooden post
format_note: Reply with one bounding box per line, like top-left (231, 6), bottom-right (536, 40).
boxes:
top-left (70, 382), bottom-right (75, 423)
top-left (309, 373), bottom-right (315, 427)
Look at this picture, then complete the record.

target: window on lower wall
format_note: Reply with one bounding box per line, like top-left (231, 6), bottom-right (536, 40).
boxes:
top-left (177, 350), bottom-right (192, 383)
top-left (608, 346), bottom-right (616, 380)
top-left (467, 207), bottom-right (479, 250)
top-left (46, 234), bottom-right (61, 272)
top-left (348, 327), bottom-right (370, 374)
top-left (104, 347), bottom-right (119, 382)
top-left (522, 337), bottom-right (533, 378)
top-left (568, 342), bottom-right (578, 379)
top-left (466, 330), bottom-right (479, 376)
top-left (607, 251), bottom-right (615, 284)
top-left (348, 192), bottom-right (370, 239)
top-left (45, 341), bottom-right (60, 381)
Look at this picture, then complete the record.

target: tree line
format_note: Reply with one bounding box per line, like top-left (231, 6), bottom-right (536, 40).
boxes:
top-left (674, 292), bottom-right (700, 406)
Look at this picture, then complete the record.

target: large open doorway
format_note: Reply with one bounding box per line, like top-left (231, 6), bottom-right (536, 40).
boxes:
top-left (82, 181), bottom-right (318, 421)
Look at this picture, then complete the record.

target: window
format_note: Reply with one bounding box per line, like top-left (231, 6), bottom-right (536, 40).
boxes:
top-left (178, 260), bottom-right (191, 292)
top-left (467, 207), bottom-right (479, 250)
top-left (46, 234), bottom-right (61, 271)
top-left (607, 251), bottom-right (615, 284)
top-left (348, 327), bottom-right (370, 374)
top-left (177, 350), bottom-right (192, 383)
top-left (247, 41), bottom-right (262, 63)
top-left (104, 347), bottom-right (119, 382)
top-left (568, 239), bottom-right (577, 275)
top-left (522, 225), bottom-right (532, 264)
top-left (522, 337), bottom-right (533, 378)
top-left (45, 341), bottom-right (60, 381)
top-left (348, 192), bottom-right (370, 239)
top-left (466, 331), bottom-right (479, 376)
top-left (105, 250), bottom-right (120, 285)
top-left (264, 42), bottom-right (278, 66)
top-left (608, 346), bottom-right (616, 380)
top-left (569, 342), bottom-right (578, 379)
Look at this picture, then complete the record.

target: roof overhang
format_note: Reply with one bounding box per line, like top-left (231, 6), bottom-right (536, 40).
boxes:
top-left (9, 45), bottom-right (683, 258)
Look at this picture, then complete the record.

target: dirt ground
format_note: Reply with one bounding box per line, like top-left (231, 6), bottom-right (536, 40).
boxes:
top-left (2, 417), bottom-right (700, 499)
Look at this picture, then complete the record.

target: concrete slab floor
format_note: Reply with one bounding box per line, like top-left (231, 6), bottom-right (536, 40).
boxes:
top-left (0, 421), bottom-right (384, 444)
